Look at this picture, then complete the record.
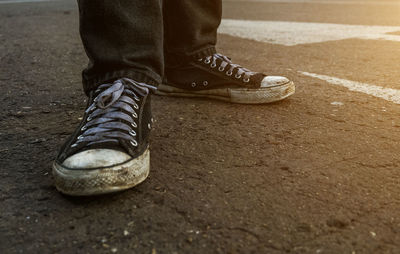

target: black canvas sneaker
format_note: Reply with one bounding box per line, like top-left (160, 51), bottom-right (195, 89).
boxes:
top-left (53, 78), bottom-right (155, 196)
top-left (157, 53), bottom-right (295, 104)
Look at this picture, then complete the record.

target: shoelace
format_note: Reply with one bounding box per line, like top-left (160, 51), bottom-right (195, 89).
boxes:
top-left (200, 53), bottom-right (256, 83)
top-left (71, 78), bottom-right (156, 149)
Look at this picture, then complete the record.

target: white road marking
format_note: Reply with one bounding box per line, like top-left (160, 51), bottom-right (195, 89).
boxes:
top-left (219, 19), bottom-right (400, 46)
top-left (0, 0), bottom-right (54, 4)
top-left (299, 71), bottom-right (400, 104)
top-left (224, 0), bottom-right (400, 5)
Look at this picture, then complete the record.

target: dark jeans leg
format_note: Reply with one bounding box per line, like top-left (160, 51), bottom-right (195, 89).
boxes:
top-left (78, 0), bottom-right (163, 95)
top-left (163, 0), bottom-right (222, 65)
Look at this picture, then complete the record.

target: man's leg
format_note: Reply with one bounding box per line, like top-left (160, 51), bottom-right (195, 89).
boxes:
top-left (79, 0), bottom-right (163, 94)
top-left (163, 0), bottom-right (222, 63)
top-left (160, 0), bottom-right (295, 104)
top-left (53, 0), bottom-right (163, 196)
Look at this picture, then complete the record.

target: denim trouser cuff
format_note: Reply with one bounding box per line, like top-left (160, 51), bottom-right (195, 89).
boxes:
top-left (83, 69), bottom-right (161, 96)
top-left (165, 46), bottom-right (217, 67)
top-left (189, 46), bottom-right (217, 60)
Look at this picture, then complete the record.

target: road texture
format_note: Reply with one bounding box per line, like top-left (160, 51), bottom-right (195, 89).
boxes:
top-left (1, 0), bottom-right (400, 253)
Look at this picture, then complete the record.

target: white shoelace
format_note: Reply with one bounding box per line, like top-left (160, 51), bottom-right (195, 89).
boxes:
top-left (71, 78), bottom-right (155, 148)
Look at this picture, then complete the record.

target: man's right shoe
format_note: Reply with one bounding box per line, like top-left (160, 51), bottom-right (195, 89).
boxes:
top-left (53, 78), bottom-right (155, 196)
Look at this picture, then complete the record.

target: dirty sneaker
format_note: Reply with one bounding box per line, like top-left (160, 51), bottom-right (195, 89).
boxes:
top-left (157, 53), bottom-right (295, 104)
top-left (53, 78), bottom-right (155, 196)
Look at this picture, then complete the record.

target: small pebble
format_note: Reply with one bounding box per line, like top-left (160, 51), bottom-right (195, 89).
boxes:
top-left (331, 101), bottom-right (344, 106)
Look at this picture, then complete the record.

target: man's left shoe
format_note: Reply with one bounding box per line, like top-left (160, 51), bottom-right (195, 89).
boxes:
top-left (157, 53), bottom-right (295, 104)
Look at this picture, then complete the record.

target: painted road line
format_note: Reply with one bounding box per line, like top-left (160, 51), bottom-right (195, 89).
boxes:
top-left (223, 0), bottom-right (400, 5)
top-left (219, 19), bottom-right (400, 46)
top-left (0, 0), bottom-right (54, 4)
top-left (299, 71), bottom-right (400, 104)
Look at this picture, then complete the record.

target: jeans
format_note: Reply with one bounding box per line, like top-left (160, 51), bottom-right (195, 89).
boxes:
top-left (78, 0), bottom-right (222, 94)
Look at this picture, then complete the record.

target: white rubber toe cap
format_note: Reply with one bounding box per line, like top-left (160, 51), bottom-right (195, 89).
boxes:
top-left (62, 149), bottom-right (132, 169)
top-left (261, 76), bottom-right (290, 88)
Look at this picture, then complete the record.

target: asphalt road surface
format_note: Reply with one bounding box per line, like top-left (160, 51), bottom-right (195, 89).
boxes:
top-left (1, 0), bottom-right (400, 253)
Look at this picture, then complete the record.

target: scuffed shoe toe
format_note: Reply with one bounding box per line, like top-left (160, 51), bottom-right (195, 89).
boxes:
top-left (62, 149), bottom-right (131, 169)
top-left (261, 76), bottom-right (290, 88)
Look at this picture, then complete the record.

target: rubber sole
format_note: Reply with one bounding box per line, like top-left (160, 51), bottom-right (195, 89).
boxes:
top-left (155, 81), bottom-right (295, 104)
top-left (52, 148), bottom-right (150, 196)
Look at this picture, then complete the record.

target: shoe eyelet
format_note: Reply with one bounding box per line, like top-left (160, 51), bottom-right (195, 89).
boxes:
top-left (71, 143), bottom-right (78, 148)
top-left (87, 115), bottom-right (92, 121)
top-left (204, 59), bottom-right (211, 64)
top-left (132, 112), bottom-right (138, 118)
top-left (77, 135), bottom-right (83, 140)
top-left (129, 130), bottom-right (136, 137)
top-left (235, 74), bottom-right (242, 79)
top-left (134, 97), bottom-right (140, 102)
top-left (226, 71), bottom-right (233, 76)
top-left (130, 140), bottom-right (138, 147)
top-left (210, 63), bottom-right (216, 68)
top-left (191, 82), bottom-right (197, 87)
top-left (131, 122), bottom-right (137, 128)
top-left (218, 67), bottom-right (225, 72)
top-left (203, 81), bottom-right (208, 86)
top-left (133, 104), bottom-right (139, 109)
top-left (148, 123), bottom-right (151, 130)
top-left (81, 126), bottom-right (87, 131)
top-left (243, 78), bottom-right (250, 83)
